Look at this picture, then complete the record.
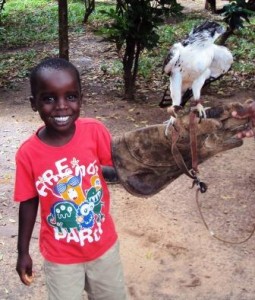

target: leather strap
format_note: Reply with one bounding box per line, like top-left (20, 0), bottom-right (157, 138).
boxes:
top-left (189, 111), bottom-right (198, 173)
top-left (170, 125), bottom-right (207, 193)
top-left (170, 127), bottom-right (196, 180)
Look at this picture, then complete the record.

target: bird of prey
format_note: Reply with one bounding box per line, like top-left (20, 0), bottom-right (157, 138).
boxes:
top-left (162, 20), bottom-right (233, 125)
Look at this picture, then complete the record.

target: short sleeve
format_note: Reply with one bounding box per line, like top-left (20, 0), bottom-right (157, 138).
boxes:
top-left (96, 123), bottom-right (113, 166)
top-left (14, 149), bottom-right (38, 202)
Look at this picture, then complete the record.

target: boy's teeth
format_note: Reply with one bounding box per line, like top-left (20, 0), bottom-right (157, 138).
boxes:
top-left (54, 116), bottom-right (69, 122)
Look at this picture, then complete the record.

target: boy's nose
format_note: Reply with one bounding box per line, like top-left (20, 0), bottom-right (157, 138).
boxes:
top-left (56, 97), bottom-right (68, 109)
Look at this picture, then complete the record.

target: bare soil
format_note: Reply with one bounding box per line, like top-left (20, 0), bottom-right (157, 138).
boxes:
top-left (1, 1), bottom-right (255, 299)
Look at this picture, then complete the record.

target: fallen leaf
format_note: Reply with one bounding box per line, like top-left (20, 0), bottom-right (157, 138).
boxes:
top-left (220, 195), bottom-right (234, 200)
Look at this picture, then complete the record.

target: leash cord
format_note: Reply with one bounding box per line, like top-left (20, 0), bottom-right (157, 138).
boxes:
top-left (195, 188), bottom-right (255, 244)
top-left (167, 118), bottom-right (255, 244)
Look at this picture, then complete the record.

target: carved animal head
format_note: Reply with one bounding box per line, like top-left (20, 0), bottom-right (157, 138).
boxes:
top-left (177, 101), bottom-right (252, 161)
top-left (112, 101), bottom-right (253, 196)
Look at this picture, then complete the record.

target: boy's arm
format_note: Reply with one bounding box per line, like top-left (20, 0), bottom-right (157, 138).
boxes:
top-left (16, 196), bottom-right (39, 285)
top-left (101, 166), bottom-right (119, 183)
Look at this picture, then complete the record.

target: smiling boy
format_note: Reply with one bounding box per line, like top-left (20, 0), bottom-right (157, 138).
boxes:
top-left (14, 58), bottom-right (127, 300)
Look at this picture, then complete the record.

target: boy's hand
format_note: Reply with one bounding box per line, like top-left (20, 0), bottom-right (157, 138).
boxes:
top-left (232, 100), bottom-right (255, 138)
top-left (16, 253), bottom-right (34, 285)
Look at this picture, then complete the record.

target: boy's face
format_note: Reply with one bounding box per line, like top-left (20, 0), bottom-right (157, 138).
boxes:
top-left (30, 68), bottom-right (82, 135)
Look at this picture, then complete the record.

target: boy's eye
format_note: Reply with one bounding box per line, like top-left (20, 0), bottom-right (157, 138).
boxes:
top-left (66, 94), bottom-right (78, 102)
top-left (42, 96), bottom-right (55, 103)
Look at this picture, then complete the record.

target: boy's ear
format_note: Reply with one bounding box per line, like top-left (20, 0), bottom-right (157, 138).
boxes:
top-left (29, 96), bottom-right (37, 112)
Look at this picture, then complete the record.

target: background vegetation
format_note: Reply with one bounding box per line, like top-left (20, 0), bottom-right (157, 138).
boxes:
top-left (0, 0), bottom-right (254, 91)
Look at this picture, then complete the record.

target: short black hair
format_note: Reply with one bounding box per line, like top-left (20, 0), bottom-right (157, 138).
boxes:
top-left (30, 58), bottom-right (81, 97)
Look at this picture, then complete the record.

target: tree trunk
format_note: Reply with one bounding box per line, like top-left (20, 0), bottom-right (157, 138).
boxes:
top-left (0, 0), bottom-right (6, 24)
top-left (116, 0), bottom-right (126, 14)
top-left (0, 0), bottom-right (6, 11)
top-left (58, 0), bottom-right (69, 61)
top-left (247, 0), bottom-right (255, 10)
top-left (132, 42), bottom-right (141, 85)
top-left (218, 27), bottom-right (234, 45)
top-left (83, 0), bottom-right (95, 23)
top-left (205, 0), bottom-right (216, 13)
top-left (123, 38), bottom-right (136, 100)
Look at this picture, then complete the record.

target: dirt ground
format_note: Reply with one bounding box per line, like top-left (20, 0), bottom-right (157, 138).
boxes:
top-left (1, 1), bottom-right (255, 299)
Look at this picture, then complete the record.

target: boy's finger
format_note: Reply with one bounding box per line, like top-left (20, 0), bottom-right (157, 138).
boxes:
top-left (245, 129), bottom-right (255, 137)
top-left (236, 129), bottom-right (254, 139)
top-left (21, 273), bottom-right (34, 286)
top-left (232, 109), bottom-right (249, 118)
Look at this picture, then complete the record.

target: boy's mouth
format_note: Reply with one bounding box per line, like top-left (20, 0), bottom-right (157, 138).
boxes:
top-left (53, 116), bottom-right (70, 124)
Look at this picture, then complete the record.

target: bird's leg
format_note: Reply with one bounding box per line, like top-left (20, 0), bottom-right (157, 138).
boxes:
top-left (191, 70), bottom-right (211, 120)
top-left (164, 105), bottom-right (182, 136)
top-left (190, 100), bottom-right (207, 121)
top-left (164, 116), bottom-right (176, 136)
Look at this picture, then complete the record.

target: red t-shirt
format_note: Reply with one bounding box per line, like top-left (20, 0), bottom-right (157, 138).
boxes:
top-left (14, 118), bottom-right (118, 264)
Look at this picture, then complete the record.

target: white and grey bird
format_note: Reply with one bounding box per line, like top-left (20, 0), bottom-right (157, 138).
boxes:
top-left (163, 20), bottom-right (233, 128)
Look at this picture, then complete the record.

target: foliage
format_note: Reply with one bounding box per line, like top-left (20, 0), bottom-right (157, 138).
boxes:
top-left (0, 0), bottom-right (84, 49)
top-left (0, 1), bottom-right (254, 91)
top-left (100, 0), bottom-right (183, 52)
top-left (0, 49), bottom-right (58, 88)
top-left (0, 0), bottom-right (6, 21)
top-left (97, 0), bottom-right (183, 99)
top-left (226, 17), bottom-right (255, 75)
top-left (0, 0), bottom-right (84, 87)
top-left (221, 0), bottom-right (254, 29)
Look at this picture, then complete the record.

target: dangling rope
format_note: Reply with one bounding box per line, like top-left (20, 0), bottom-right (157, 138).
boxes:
top-left (168, 115), bottom-right (255, 244)
top-left (190, 108), bottom-right (255, 244)
top-left (195, 188), bottom-right (255, 244)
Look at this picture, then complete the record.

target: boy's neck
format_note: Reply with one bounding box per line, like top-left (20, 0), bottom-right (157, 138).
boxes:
top-left (37, 125), bottom-right (76, 146)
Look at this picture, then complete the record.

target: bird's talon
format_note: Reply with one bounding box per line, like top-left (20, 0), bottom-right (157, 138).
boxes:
top-left (191, 103), bottom-right (207, 120)
top-left (164, 116), bottom-right (176, 136)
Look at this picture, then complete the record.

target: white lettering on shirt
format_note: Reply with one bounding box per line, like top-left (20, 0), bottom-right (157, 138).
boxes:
top-left (53, 223), bottom-right (103, 246)
top-left (36, 158), bottom-right (98, 197)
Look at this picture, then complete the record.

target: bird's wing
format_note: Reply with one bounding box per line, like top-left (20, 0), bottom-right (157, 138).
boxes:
top-left (183, 46), bottom-right (233, 103)
top-left (209, 45), bottom-right (233, 78)
top-left (163, 43), bottom-right (182, 75)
